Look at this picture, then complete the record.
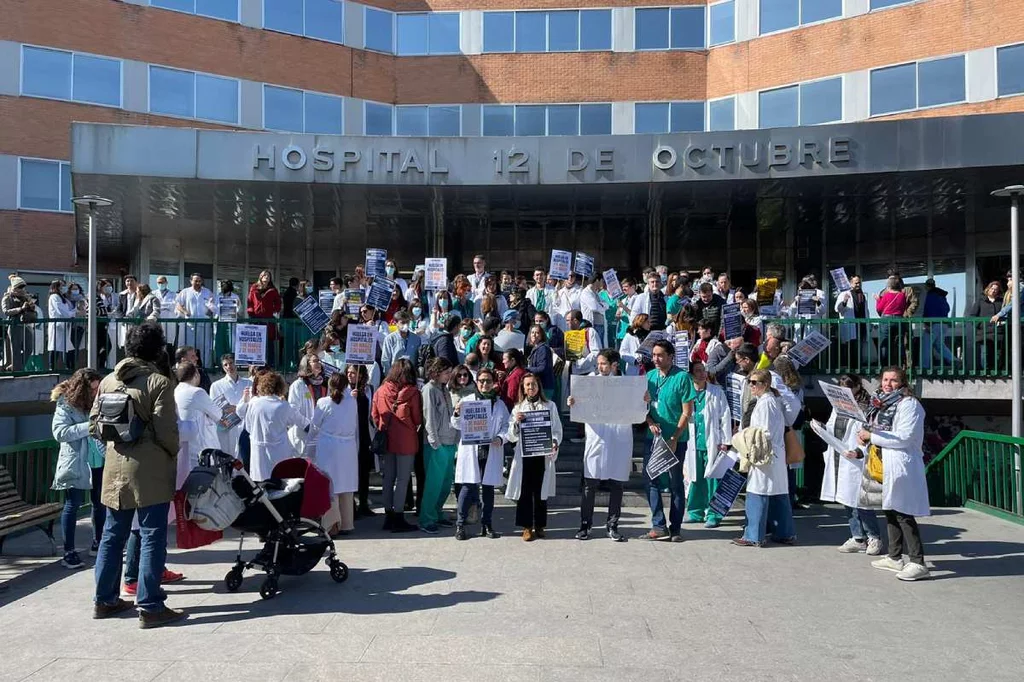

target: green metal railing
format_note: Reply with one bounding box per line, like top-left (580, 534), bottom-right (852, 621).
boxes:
top-left (0, 439), bottom-right (61, 506)
top-left (925, 430), bottom-right (1023, 524)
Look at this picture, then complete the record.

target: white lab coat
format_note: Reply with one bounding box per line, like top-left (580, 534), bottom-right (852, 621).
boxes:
top-left (154, 288), bottom-right (179, 345)
top-left (618, 332), bottom-right (643, 376)
top-left (684, 383), bottom-right (732, 483)
top-left (473, 295), bottom-right (508, 321)
top-left (579, 287), bottom-right (609, 327)
top-left (819, 409), bottom-right (866, 509)
top-left (176, 286), bottom-right (215, 365)
top-left (871, 397), bottom-right (931, 518)
top-left (46, 293), bottom-right (75, 352)
top-left (452, 398), bottom-right (510, 486)
top-left (834, 290), bottom-right (859, 343)
top-left (287, 378), bottom-right (323, 456)
top-left (550, 287), bottom-right (581, 332)
top-left (311, 395), bottom-right (359, 494)
top-left (570, 326), bottom-right (603, 375)
top-left (174, 383), bottom-right (222, 472)
top-left (505, 399), bottom-right (563, 502)
top-left (238, 395), bottom-right (308, 481)
top-left (209, 374), bottom-right (252, 457)
top-left (745, 393), bottom-right (789, 496)
top-left (578, 373), bottom-right (633, 482)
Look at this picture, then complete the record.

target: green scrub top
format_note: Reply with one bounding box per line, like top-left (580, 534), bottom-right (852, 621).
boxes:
top-left (693, 388), bottom-right (707, 452)
top-left (646, 366), bottom-right (697, 439)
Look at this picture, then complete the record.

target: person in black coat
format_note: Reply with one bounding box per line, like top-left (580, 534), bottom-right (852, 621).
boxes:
top-left (430, 314), bottom-right (461, 367)
top-left (965, 280), bottom-right (1006, 372)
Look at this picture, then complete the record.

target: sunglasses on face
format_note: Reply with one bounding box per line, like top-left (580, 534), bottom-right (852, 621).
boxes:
top-left (477, 378), bottom-right (494, 385)
top-left (457, 373), bottom-right (470, 380)
top-left (748, 379), bottom-right (763, 386)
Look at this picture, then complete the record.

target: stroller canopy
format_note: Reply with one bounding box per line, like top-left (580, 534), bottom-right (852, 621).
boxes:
top-left (270, 458), bottom-right (333, 519)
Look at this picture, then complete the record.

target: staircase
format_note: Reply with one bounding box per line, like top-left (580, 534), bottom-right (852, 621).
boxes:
top-left (548, 417), bottom-right (652, 508)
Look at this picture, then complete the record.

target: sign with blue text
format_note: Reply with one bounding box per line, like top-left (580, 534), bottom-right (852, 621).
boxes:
top-left (294, 295), bottom-right (330, 335)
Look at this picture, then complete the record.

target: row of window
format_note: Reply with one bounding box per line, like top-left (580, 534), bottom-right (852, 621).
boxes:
top-left (21, 46), bottom-right (121, 107)
top-left (870, 55), bottom-right (965, 116)
top-left (480, 104), bottom-right (613, 137)
top-left (364, 8), bottom-right (461, 55)
top-left (18, 158), bottom-right (72, 213)
top-left (149, 0), bottom-right (238, 22)
top-left (482, 10), bottom-right (612, 53)
top-left (635, 100), bottom-right (737, 133)
top-left (263, 0), bottom-right (345, 45)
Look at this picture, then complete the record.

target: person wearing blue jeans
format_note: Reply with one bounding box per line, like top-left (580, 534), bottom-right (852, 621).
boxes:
top-left (741, 492), bottom-right (796, 544)
top-left (94, 503), bottom-right (169, 615)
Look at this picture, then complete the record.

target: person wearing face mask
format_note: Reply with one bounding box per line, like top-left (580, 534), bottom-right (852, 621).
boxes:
top-left (455, 319), bottom-right (475, 360)
top-left (407, 298), bottom-right (429, 336)
top-left (618, 313), bottom-right (651, 376)
top-left (173, 361), bottom-right (222, 479)
top-left (93, 279), bottom-right (116, 369)
top-left (210, 353), bottom-right (252, 458)
top-left (494, 309), bottom-right (526, 353)
top-left (430, 291), bottom-right (454, 333)
top-left (452, 367), bottom-right (510, 540)
top-left (66, 282), bottom-right (87, 357)
top-left (287, 353), bottom-right (328, 456)
top-left (384, 260), bottom-right (409, 298)
top-left (152, 276), bottom-right (178, 357)
top-left (381, 310), bottom-right (423, 375)
top-left (46, 279), bottom-right (76, 370)
top-left (418, 358), bottom-right (459, 534)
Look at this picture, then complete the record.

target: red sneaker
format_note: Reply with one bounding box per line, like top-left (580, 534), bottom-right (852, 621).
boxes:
top-left (161, 569), bottom-right (184, 584)
top-left (122, 582), bottom-right (137, 596)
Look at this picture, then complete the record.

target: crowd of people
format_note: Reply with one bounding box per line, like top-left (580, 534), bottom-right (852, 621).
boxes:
top-left (43, 256), bottom-right (954, 628)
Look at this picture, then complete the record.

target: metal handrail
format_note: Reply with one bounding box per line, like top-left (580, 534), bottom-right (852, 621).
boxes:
top-left (0, 439), bottom-right (62, 506)
top-left (925, 430), bottom-right (1023, 521)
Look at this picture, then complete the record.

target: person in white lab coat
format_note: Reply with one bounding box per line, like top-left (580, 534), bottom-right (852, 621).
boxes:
top-left (683, 360), bottom-right (733, 528)
top-left (237, 371), bottom-right (309, 481)
top-left (173, 362), bottom-right (222, 476)
top-left (451, 367), bottom-right (510, 541)
top-left (818, 374), bottom-right (885, 556)
top-left (175, 273), bottom-right (215, 368)
top-left (209, 353), bottom-right (251, 457)
top-left (311, 373), bottom-right (360, 536)
top-left (46, 280), bottom-right (76, 369)
top-left (287, 353), bottom-right (329, 456)
top-left (505, 373), bottom-right (563, 541)
top-left (734, 369), bottom-right (795, 546)
top-left (579, 276), bottom-right (610, 347)
top-left (856, 367), bottom-right (931, 581)
top-left (566, 350), bottom-right (633, 542)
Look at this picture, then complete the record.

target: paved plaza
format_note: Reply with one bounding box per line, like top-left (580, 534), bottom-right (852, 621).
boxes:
top-left (1, 504), bottom-right (1023, 682)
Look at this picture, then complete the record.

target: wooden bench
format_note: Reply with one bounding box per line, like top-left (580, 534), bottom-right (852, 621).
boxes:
top-left (0, 464), bottom-right (62, 555)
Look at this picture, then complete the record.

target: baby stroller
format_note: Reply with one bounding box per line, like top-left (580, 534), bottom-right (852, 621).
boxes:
top-left (184, 449), bottom-right (349, 600)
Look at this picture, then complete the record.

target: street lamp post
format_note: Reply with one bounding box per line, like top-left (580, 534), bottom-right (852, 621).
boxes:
top-left (991, 184), bottom-right (1024, 516)
top-left (70, 195), bottom-right (113, 371)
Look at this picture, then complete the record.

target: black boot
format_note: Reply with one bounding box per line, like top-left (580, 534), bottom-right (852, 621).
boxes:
top-left (359, 503), bottom-right (377, 517)
top-left (382, 510), bottom-right (395, 531)
top-left (391, 513), bottom-right (417, 533)
top-left (575, 525), bottom-right (591, 540)
top-left (607, 525), bottom-right (626, 542)
top-left (481, 524), bottom-right (502, 539)
top-left (455, 524), bottom-right (467, 541)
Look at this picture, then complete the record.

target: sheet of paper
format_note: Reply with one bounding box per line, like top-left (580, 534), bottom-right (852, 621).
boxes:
top-left (568, 375), bottom-right (648, 425)
top-left (704, 449), bottom-right (738, 480)
top-left (549, 250), bottom-right (572, 281)
top-left (645, 436), bottom-right (679, 480)
top-left (520, 410), bottom-right (554, 457)
top-left (788, 331), bottom-right (831, 367)
top-left (460, 400), bottom-right (493, 445)
top-left (603, 269), bottom-right (623, 299)
top-left (366, 278), bottom-right (396, 311)
top-left (810, 419), bottom-right (855, 455)
top-left (818, 380), bottom-right (867, 422)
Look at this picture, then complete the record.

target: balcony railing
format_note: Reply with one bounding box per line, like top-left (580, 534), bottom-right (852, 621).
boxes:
top-left (926, 430), bottom-right (1023, 522)
top-left (0, 315), bottom-right (1015, 379)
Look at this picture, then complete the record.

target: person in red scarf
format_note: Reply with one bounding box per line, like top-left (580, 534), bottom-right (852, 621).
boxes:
top-left (247, 270), bottom-right (283, 367)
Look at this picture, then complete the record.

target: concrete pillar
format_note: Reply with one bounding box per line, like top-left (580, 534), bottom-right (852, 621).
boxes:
top-left (240, 0), bottom-right (262, 28)
top-left (461, 104), bottom-right (482, 136)
top-left (462, 10), bottom-right (482, 55)
top-left (345, 2), bottom-right (365, 49)
top-left (240, 79), bottom-right (264, 129)
top-left (122, 59), bottom-right (149, 114)
top-left (967, 47), bottom-right (997, 103)
top-left (843, 70), bottom-right (871, 122)
top-left (0, 155), bottom-right (18, 210)
top-left (612, 101), bottom-right (634, 134)
top-left (844, 0), bottom-right (871, 18)
top-left (646, 186), bottom-right (664, 265)
top-left (735, 0), bottom-right (760, 42)
top-left (344, 97), bottom-right (365, 136)
top-left (735, 92), bottom-right (757, 130)
top-left (0, 40), bottom-right (20, 96)
top-left (612, 8), bottom-right (634, 52)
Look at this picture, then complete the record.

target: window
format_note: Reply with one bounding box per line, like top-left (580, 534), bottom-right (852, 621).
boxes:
top-left (365, 7), bottom-right (394, 53)
top-left (396, 12), bottom-right (459, 55)
top-left (548, 11), bottom-right (579, 52)
top-left (482, 104), bottom-right (609, 136)
top-left (150, 66), bottom-right (237, 123)
top-left (580, 10), bottom-right (612, 51)
top-left (709, 1), bottom-right (735, 46)
top-left (515, 12), bottom-right (547, 53)
top-left (759, 0), bottom-right (841, 35)
top-left (429, 105), bottom-right (461, 136)
top-left (396, 106), bottom-right (428, 136)
top-left (635, 103), bottom-right (669, 134)
top-left (151, 1), bottom-right (239, 22)
top-left (708, 97), bottom-right (735, 131)
top-left (800, 77), bottom-right (842, 125)
top-left (636, 7), bottom-right (706, 50)
top-left (21, 46), bottom-right (121, 106)
top-left (580, 104), bottom-right (611, 135)
top-left (514, 105), bottom-right (546, 136)
top-left (264, 85), bottom-right (341, 133)
top-left (395, 105), bottom-right (460, 136)
top-left (997, 44), bottom-right (1024, 97)
top-left (870, 56), bottom-right (965, 116)
top-left (870, 0), bottom-right (915, 9)
top-left (548, 105), bottom-right (580, 136)
top-left (365, 102), bottom-right (393, 135)
top-left (635, 102), bottom-right (704, 133)
top-left (483, 12), bottom-right (514, 53)
top-left (482, 105), bottom-right (514, 136)
top-left (264, 0), bottom-right (344, 43)
top-left (19, 159), bottom-right (72, 213)
top-left (759, 86), bottom-right (798, 128)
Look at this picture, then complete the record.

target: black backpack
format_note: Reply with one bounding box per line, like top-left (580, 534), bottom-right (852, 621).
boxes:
top-left (416, 340), bottom-right (437, 373)
top-left (95, 386), bottom-right (147, 443)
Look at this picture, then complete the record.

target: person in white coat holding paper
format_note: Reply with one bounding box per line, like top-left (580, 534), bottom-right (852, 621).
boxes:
top-left (311, 373), bottom-right (359, 536)
top-left (209, 353), bottom-right (251, 457)
top-left (451, 367), bottom-right (510, 541)
top-left (819, 374), bottom-right (885, 555)
top-left (684, 360), bottom-right (732, 528)
top-left (287, 353), bottom-right (328, 456)
top-left (173, 362), bottom-right (222, 477)
top-left (566, 350), bottom-right (632, 542)
top-left (238, 371), bottom-right (310, 481)
top-left (857, 367), bottom-right (931, 581)
top-left (505, 373), bottom-right (563, 541)
top-left (734, 369), bottom-right (795, 546)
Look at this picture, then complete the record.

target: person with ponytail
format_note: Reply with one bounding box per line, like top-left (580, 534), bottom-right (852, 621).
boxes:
top-left (312, 373), bottom-right (359, 536)
top-left (287, 353), bottom-right (328, 456)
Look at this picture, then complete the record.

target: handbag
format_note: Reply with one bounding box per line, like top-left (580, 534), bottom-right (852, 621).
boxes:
top-left (784, 428), bottom-right (805, 465)
top-left (173, 490), bottom-right (223, 550)
top-left (866, 444), bottom-right (884, 483)
top-left (371, 400), bottom-right (398, 456)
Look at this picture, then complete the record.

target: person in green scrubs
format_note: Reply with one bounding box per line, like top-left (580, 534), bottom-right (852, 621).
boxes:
top-left (684, 360), bottom-right (732, 527)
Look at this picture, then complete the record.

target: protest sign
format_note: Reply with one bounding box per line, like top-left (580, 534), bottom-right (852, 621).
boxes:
top-left (549, 250), bottom-right (572, 281)
top-left (321, 360), bottom-right (341, 377)
top-left (459, 400), bottom-right (493, 445)
top-left (704, 449), bottom-right (738, 480)
top-left (788, 331), bottom-right (831, 367)
top-left (797, 290), bottom-right (817, 316)
top-left (723, 313), bottom-right (744, 341)
top-left (756, 277), bottom-right (778, 306)
top-left (365, 248), bottom-right (387, 279)
top-left (366, 277), bottom-right (396, 311)
top-left (294, 295), bottom-right (330, 335)
top-left (759, 304), bottom-right (780, 318)
top-left (709, 469), bottom-right (747, 517)
top-left (319, 290), bottom-right (335, 315)
top-left (645, 437), bottom-right (679, 480)
top-left (673, 331), bottom-right (690, 371)
top-left (564, 330), bottom-right (587, 361)
top-left (830, 267), bottom-right (852, 292)
top-left (424, 257), bottom-right (448, 291)
top-left (636, 331), bottom-right (670, 364)
top-left (345, 324), bottom-right (378, 365)
top-left (568, 375), bottom-right (648, 425)
top-left (212, 394), bottom-right (242, 431)
top-left (343, 289), bottom-right (364, 317)
top-left (218, 297), bottom-right (238, 323)
top-left (603, 269), bottom-right (623, 299)
top-left (818, 381), bottom-right (868, 422)
top-left (722, 303), bottom-right (740, 318)
top-left (725, 372), bottom-right (745, 422)
top-left (233, 324), bottom-right (266, 366)
top-left (574, 252), bottom-right (595, 279)
top-left (810, 419), bottom-right (855, 455)
top-left (520, 410), bottom-right (554, 457)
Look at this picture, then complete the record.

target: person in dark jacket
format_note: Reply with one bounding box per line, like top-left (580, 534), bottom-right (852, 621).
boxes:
top-left (920, 278), bottom-right (956, 370)
top-left (525, 324), bottom-right (555, 393)
top-left (533, 310), bottom-right (564, 358)
top-left (428, 314), bottom-right (461, 368)
top-left (282, 277), bottom-right (301, 319)
top-left (965, 281), bottom-right (1004, 372)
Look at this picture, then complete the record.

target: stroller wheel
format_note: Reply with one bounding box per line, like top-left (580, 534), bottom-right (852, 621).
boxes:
top-left (224, 569), bottom-right (244, 592)
top-left (259, 577), bottom-right (279, 600)
top-left (328, 559), bottom-right (349, 584)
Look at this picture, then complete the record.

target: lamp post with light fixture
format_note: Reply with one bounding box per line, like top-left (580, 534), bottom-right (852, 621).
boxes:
top-left (70, 195), bottom-right (113, 371)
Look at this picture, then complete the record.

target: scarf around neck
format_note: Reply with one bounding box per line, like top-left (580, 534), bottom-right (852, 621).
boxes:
top-left (866, 389), bottom-right (905, 430)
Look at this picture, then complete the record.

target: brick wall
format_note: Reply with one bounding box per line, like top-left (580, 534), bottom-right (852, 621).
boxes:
top-left (0, 211), bottom-right (78, 274)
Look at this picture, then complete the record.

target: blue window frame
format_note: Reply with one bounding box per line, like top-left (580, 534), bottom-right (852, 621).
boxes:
top-left (195, 73), bottom-right (238, 123)
top-left (709, 1), bottom-right (735, 47)
top-left (670, 7), bottom-right (705, 49)
top-left (365, 102), bottom-right (393, 135)
top-left (548, 11), bottom-right (580, 52)
top-left (870, 63), bottom-right (916, 115)
top-left (483, 12), bottom-right (514, 53)
top-left (515, 105), bottom-right (547, 136)
top-left (580, 10), bottom-right (612, 51)
top-left (917, 55), bottom-right (965, 108)
top-left (152, 1), bottom-right (238, 21)
top-left (304, 92), bottom-right (343, 134)
top-left (71, 54), bottom-right (121, 107)
top-left (635, 8), bottom-right (670, 50)
top-left (802, 0), bottom-right (842, 24)
top-left (263, 0), bottom-right (303, 35)
top-left (997, 44), bottom-right (1024, 97)
top-left (428, 13), bottom-right (460, 54)
top-left (800, 77), bottom-right (842, 125)
top-left (482, 105), bottom-right (514, 136)
top-left (548, 105), bottom-right (580, 136)
top-left (580, 104), bottom-right (611, 135)
top-left (396, 14), bottom-right (429, 55)
top-left (760, 0), bottom-right (841, 35)
top-left (637, 7), bottom-right (705, 50)
top-left (515, 12), bottom-right (547, 53)
top-left (19, 159), bottom-right (72, 213)
top-left (759, 85), bottom-right (799, 128)
top-left (870, 0), bottom-right (914, 9)
top-left (264, 0), bottom-right (343, 43)
top-left (429, 105), bottom-right (461, 136)
top-left (365, 7), bottom-right (394, 53)
top-left (709, 97), bottom-right (735, 131)
top-left (396, 106), bottom-right (429, 136)
top-left (22, 46), bottom-right (72, 100)
top-left (149, 66), bottom-right (194, 118)
top-left (263, 85), bottom-right (303, 131)
top-left (22, 47), bottom-right (121, 107)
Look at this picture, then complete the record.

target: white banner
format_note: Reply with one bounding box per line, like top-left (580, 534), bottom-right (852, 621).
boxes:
top-left (568, 375), bottom-right (648, 425)
top-left (345, 324), bottom-right (378, 365)
top-left (233, 323), bottom-right (266, 366)
top-left (424, 257), bottom-right (448, 291)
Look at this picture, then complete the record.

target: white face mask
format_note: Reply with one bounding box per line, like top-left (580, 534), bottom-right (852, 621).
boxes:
top-left (386, 266), bottom-right (396, 277)
top-left (399, 323), bottom-right (410, 333)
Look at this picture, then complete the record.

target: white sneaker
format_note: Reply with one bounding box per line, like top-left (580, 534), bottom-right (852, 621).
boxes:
top-left (838, 538), bottom-right (866, 553)
top-left (871, 556), bottom-right (905, 573)
top-left (896, 563), bottom-right (931, 581)
top-left (866, 538), bottom-right (884, 556)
